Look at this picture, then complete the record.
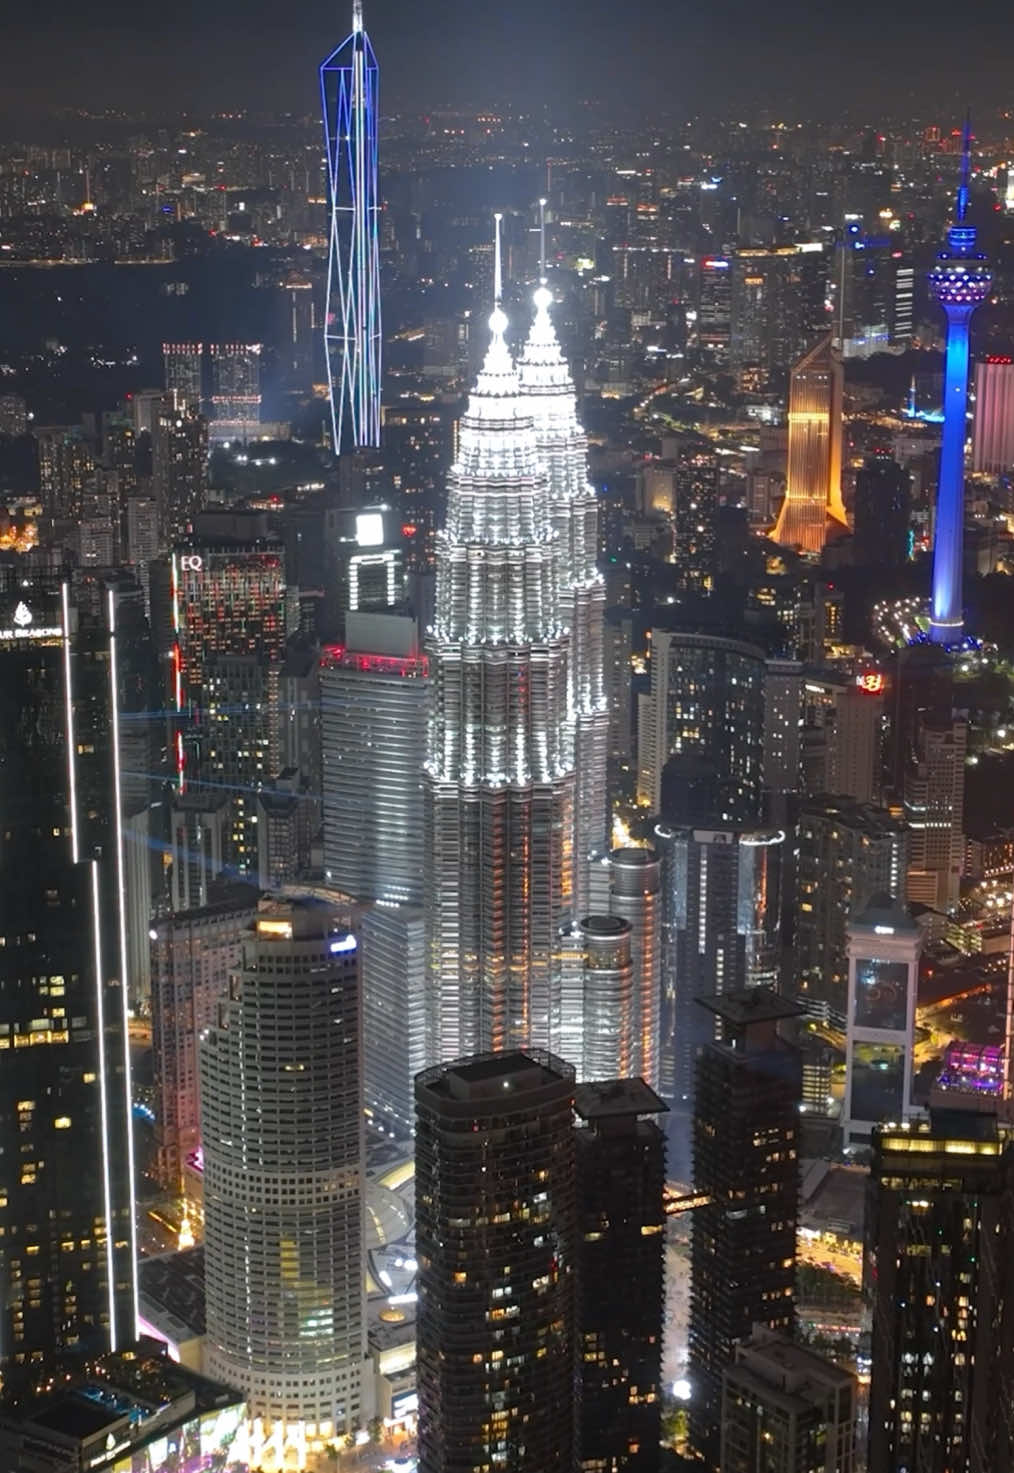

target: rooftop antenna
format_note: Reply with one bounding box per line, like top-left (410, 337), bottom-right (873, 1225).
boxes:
top-left (539, 197), bottom-right (547, 284)
top-left (494, 211), bottom-right (503, 308)
top-left (956, 111), bottom-right (972, 223)
top-left (352, 0), bottom-right (363, 32)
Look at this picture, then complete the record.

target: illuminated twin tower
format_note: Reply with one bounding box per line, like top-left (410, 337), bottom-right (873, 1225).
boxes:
top-left (320, 0), bottom-right (382, 452)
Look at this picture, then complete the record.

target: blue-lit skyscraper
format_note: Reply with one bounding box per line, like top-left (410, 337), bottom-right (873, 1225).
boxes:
top-left (321, 0), bottom-right (381, 452)
top-left (929, 122), bottom-right (992, 644)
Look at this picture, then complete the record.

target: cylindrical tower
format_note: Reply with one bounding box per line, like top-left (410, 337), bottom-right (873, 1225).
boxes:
top-left (928, 128), bottom-right (992, 644)
top-left (200, 904), bottom-right (365, 1449)
top-left (588, 847), bottom-right (661, 1089)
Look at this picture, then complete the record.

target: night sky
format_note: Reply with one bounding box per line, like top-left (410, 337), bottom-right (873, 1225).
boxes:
top-left (0, 0), bottom-right (1012, 119)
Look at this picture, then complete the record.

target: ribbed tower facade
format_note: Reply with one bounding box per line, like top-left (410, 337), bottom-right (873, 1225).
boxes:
top-left (320, 0), bottom-right (381, 452)
top-left (518, 284), bottom-right (609, 915)
top-left (424, 284), bottom-right (575, 1063)
top-left (771, 334), bottom-right (847, 555)
top-left (929, 122), bottom-right (992, 644)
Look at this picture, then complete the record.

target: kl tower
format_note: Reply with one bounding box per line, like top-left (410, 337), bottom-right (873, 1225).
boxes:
top-left (928, 119), bottom-right (992, 645)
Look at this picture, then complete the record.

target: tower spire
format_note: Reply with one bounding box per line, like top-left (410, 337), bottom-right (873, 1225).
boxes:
top-left (493, 211), bottom-right (503, 308)
top-left (956, 111), bottom-right (971, 222)
top-left (539, 197), bottom-right (547, 284)
top-left (352, 0), bottom-right (363, 32)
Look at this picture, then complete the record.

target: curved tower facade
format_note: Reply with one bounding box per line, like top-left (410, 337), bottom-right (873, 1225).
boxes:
top-left (929, 124), bottom-right (992, 644)
top-left (320, 0), bottom-right (381, 452)
top-left (424, 278), bottom-right (575, 1063)
top-left (517, 283), bottom-right (609, 915)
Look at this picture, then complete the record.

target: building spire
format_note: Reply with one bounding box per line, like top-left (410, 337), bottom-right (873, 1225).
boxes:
top-left (352, 0), bottom-right (363, 32)
top-left (957, 111), bottom-right (972, 222)
top-left (539, 198), bottom-right (547, 284)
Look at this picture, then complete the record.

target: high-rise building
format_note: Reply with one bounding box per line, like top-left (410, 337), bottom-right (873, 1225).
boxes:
top-left (423, 264), bottom-right (574, 1063)
top-left (720, 1328), bottom-right (857, 1473)
top-left (168, 789), bottom-right (231, 912)
top-left (854, 450), bottom-right (910, 569)
top-left (638, 630), bottom-right (765, 823)
top-left (360, 903), bottom-right (425, 1137)
top-left (163, 342), bottom-right (204, 413)
top-left (671, 444), bottom-right (719, 597)
top-left (903, 715), bottom-right (966, 912)
top-left (517, 278), bottom-right (608, 916)
top-left (35, 424), bottom-right (93, 522)
top-left (0, 392), bottom-right (28, 436)
top-left (771, 336), bottom-right (848, 555)
top-left (415, 1051), bottom-right (577, 1473)
top-left (320, 0), bottom-right (382, 452)
top-left (321, 610), bottom-right (428, 905)
top-left (843, 896), bottom-right (921, 1146)
top-left (929, 123), bottom-right (992, 644)
top-left (795, 797), bottom-right (908, 1023)
top-left (687, 990), bottom-right (802, 1471)
top-left (586, 848), bottom-right (661, 1090)
top-left (168, 521), bottom-right (286, 853)
top-left (698, 257), bottom-right (731, 361)
top-left (867, 1110), bottom-right (1014, 1472)
top-left (971, 355), bottom-right (1014, 474)
top-left (560, 916), bottom-right (637, 1081)
top-left (150, 889), bottom-right (257, 1197)
top-left (207, 344), bottom-right (262, 444)
top-left (153, 394), bottom-right (208, 544)
top-left (0, 576), bottom-right (138, 1367)
top-left (654, 824), bottom-right (784, 1107)
top-left (763, 664), bottom-right (884, 808)
top-left (201, 904), bottom-right (366, 1452)
top-left (574, 1079), bottom-right (667, 1473)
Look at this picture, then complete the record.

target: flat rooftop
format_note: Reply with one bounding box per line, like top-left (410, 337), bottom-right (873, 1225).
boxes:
top-left (574, 1078), bottom-right (668, 1121)
top-left (696, 987), bottom-right (805, 1028)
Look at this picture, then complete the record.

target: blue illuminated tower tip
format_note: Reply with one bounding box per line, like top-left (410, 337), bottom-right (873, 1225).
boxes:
top-left (321, 0), bottom-right (382, 453)
top-left (928, 116), bottom-right (991, 645)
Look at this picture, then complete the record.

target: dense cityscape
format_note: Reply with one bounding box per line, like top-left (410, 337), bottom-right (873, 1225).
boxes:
top-left (3, 2), bottom-right (1014, 1471)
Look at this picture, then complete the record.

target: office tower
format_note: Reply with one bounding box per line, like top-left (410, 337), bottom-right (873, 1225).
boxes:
top-left (256, 771), bottom-right (313, 890)
top-left (903, 715), bottom-right (966, 911)
top-left (125, 494), bottom-right (160, 612)
top-left (842, 896), bottom-right (920, 1146)
top-left (168, 789), bottom-right (231, 912)
top-left (887, 642), bottom-right (954, 797)
top-left (423, 267), bottom-right (574, 1063)
top-left (169, 521), bottom-right (285, 824)
top-left (654, 824), bottom-right (783, 1107)
top-left (383, 405), bottom-right (455, 572)
top-left (720, 1328), bottom-right (857, 1473)
top-left (687, 990), bottom-right (802, 1471)
top-left (587, 848), bottom-right (661, 1089)
top-left (929, 124), bottom-right (992, 643)
top-left (207, 344), bottom-right (262, 443)
top-left (151, 890), bottom-right (257, 1197)
top-left (698, 256), bottom-right (732, 361)
top-left (972, 355), bottom-right (1014, 473)
top-left (518, 279), bottom-right (608, 916)
top-left (854, 449), bottom-right (910, 568)
top-left (415, 1051), bottom-right (577, 1473)
top-left (360, 904), bottom-right (425, 1137)
top-left (347, 508), bottom-right (406, 611)
top-left (0, 391), bottom-right (27, 436)
top-left (604, 607), bottom-right (633, 766)
top-left (560, 917), bottom-right (636, 1081)
top-left (0, 577), bottom-right (137, 1366)
top-left (35, 424), bottom-right (93, 521)
top-left (729, 244), bottom-right (828, 383)
top-left (638, 630), bottom-right (765, 823)
top-left (201, 904), bottom-right (366, 1450)
top-left (320, 0), bottom-right (382, 452)
top-left (574, 1079), bottom-right (667, 1473)
top-left (762, 664), bottom-right (883, 807)
top-left (795, 797), bottom-right (908, 1023)
top-left (278, 272), bottom-right (317, 391)
top-left (202, 654), bottom-right (279, 874)
top-left (163, 341), bottom-right (204, 413)
top-left (152, 393), bottom-right (208, 543)
top-left (867, 1110), bottom-right (1014, 1473)
top-left (321, 610), bottom-right (428, 905)
top-left (671, 444), bottom-right (719, 597)
top-left (771, 336), bottom-right (848, 555)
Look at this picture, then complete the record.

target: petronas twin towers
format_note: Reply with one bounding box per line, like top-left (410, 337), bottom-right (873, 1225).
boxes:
top-left (423, 242), bottom-right (609, 1065)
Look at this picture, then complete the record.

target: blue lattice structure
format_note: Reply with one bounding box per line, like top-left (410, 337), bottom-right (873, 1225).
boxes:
top-left (320, 0), bottom-right (381, 452)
